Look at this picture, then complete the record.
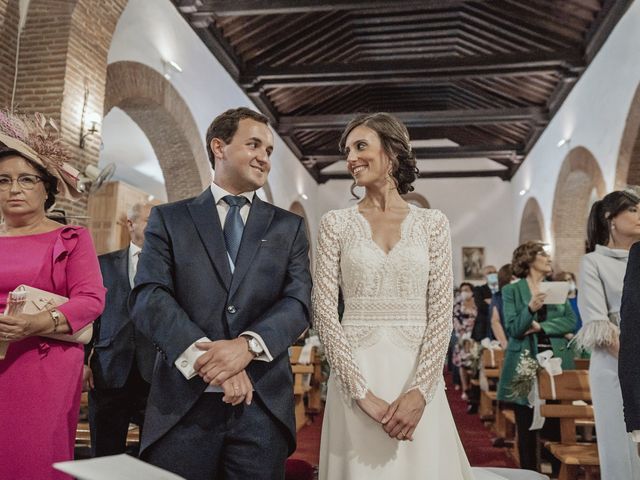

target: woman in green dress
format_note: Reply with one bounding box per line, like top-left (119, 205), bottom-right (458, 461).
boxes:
top-left (497, 241), bottom-right (576, 471)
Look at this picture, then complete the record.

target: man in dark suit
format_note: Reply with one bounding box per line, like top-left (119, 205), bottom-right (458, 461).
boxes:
top-left (84, 202), bottom-right (157, 456)
top-left (129, 107), bottom-right (312, 480)
top-left (620, 241), bottom-right (640, 446)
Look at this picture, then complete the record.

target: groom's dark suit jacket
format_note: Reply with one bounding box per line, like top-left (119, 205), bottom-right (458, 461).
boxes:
top-left (129, 189), bottom-right (312, 455)
top-left (620, 241), bottom-right (640, 433)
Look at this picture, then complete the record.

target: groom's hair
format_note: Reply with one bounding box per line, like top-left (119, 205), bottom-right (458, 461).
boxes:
top-left (206, 107), bottom-right (270, 169)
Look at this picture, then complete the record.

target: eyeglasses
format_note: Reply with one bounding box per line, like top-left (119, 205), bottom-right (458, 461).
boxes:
top-left (0, 174), bottom-right (44, 191)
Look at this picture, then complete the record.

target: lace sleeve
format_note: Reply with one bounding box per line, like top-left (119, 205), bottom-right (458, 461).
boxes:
top-left (312, 211), bottom-right (368, 400)
top-left (409, 209), bottom-right (453, 404)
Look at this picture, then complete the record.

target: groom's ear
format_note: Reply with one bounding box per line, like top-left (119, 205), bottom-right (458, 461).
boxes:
top-left (210, 138), bottom-right (226, 165)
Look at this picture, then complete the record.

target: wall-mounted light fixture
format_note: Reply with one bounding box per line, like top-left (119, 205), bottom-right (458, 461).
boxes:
top-left (300, 193), bottom-right (309, 200)
top-left (557, 137), bottom-right (571, 148)
top-left (163, 59), bottom-right (183, 80)
top-left (79, 112), bottom-right (101, 149)
top-left (519, 188), bottom-right (528, 196)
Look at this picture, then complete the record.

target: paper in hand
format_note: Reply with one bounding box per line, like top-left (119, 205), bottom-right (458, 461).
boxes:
top-left (538, 282), bottom-right (570, 305)
top-left (53, 454), bottom-right (186, 480)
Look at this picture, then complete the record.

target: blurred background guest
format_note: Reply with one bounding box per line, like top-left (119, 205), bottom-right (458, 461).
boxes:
top-left (0, 112), bottom-right (106, 479)
top-left (85, 202), bottom-right (156, 457)
top-left (452, 282), bottom-right (477, 401)
top-left (490, 264), bottom-right (514, 349)
top-left (553, 271), bottom-right (582, 334)
top-left (498, 241), bottom-right (576, 471)
top-left (574, 190), bottom-right (640, 479)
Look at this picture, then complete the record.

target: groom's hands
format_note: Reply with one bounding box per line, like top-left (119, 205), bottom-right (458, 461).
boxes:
top-left (194, 338), bottom-right (254, 385)
top-left (356, 390), bottom-right (390, 424)
top-left (381, 389), bottom-right (426, 441)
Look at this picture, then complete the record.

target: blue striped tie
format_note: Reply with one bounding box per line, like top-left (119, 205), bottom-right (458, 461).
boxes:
top-left (222, 195), bottom-right (248, 265)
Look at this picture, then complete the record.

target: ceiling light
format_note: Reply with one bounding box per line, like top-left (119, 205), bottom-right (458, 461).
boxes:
top-left (162, 59), bottom-right (183, 80)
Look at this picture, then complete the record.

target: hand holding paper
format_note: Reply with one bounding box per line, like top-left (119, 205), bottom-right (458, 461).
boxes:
top-left (538, 282), bottom-right (570, 305)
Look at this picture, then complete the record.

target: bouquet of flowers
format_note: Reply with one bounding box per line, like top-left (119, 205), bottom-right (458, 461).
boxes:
top-left (460, 338), bottom-right (482, 376)
top-left (509, 349), bottom-right (540, 400)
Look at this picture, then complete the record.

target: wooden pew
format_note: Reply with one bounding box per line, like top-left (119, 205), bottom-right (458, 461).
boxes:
top-left (479, 348), bottom-right (504, 420)
top-left (290, 346), bottom-right (316, 431)
top-left (538, 370), bottom-right (599, 480)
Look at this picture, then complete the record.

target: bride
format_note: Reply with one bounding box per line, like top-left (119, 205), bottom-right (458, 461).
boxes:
top-left (312, 113), bottom-right (528, 480)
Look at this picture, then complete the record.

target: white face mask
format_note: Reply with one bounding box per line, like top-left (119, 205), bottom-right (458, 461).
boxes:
top-left (460, 291), bottom-right (473, 301)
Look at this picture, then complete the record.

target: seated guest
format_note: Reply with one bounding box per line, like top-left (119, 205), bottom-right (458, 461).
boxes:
top-left (498, 241), bottom-right (576, 471)
top-left (85, 202), bottom-right (156, 457)
top-left (0, 112), bottom-right (106, 479)
top-left (490, 264), bottom-right (514, 349)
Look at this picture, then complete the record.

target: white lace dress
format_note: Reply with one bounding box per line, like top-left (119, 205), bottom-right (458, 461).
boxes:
top-left (313, 205), bottom-right (508, 480)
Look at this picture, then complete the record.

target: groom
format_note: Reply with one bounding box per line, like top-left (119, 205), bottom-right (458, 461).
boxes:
top-left (129, 107), bottom-right (312, 479)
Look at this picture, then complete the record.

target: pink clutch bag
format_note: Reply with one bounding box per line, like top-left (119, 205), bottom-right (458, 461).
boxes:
top-left (0, 285), bottom-right (93, 359)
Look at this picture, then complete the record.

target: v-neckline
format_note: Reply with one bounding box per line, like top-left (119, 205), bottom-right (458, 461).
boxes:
top-left (354, 204), bottom-right (413, 257)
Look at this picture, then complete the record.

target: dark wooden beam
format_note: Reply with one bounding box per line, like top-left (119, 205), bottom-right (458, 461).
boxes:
top-left (584, 0), bottom-right (634, 63)
top-left (323, 169), bottom-right (509, 181)
top-left (307, 144), bottom-right (524, 163)
top-left (188, 0), bottom-right (464, 16)
top-left (278, 108), bottom-right (547, 132)
top-left (240, 51), bottom-right (584, 88)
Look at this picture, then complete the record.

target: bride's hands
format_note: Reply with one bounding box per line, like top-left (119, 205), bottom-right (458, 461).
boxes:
top-left (356, 390), bottom-right (390, 423)
top-left (381, 389), bottom-right (426, 441)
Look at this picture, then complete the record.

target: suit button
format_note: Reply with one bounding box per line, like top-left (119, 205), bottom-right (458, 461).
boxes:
top-left (227, 305), bottom-right (237, 314)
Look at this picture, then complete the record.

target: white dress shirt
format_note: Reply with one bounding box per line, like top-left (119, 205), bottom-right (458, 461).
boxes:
top-left (174, 181), bottom-right (273, 390)
top-left (128, 242), bottom-right (142, 288)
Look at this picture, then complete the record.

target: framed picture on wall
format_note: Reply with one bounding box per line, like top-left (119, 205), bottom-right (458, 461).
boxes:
top-left (462, 247), bottom-right (485, 280)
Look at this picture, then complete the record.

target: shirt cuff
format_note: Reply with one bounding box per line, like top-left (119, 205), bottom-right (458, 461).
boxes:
top-left (174, 336), bottom-right (211, 379)
top-left (632, 430), bottom-right (640, 442)
top-left (240, 331), bottom-right (273, 362)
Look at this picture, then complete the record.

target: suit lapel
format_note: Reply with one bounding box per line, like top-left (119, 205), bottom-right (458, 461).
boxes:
top-left (229, 196), bottom-right (274, 298)
top-left (517, 278), bottom-right (532, 308)
top-left (187, 189), bottom-right (232, 290)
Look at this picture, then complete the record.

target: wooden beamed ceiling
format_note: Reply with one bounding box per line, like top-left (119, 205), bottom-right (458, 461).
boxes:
top-left (173, 0), bottom-right (632, 182)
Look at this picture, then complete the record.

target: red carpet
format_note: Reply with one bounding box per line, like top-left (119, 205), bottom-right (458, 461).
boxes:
top-left (445, 373), bottom-right (517, 468)
top-left (291, 372), bottom-right (516, 469)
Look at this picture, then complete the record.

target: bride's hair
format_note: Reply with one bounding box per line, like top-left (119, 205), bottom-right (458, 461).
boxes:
top-left (339, 112), bottom-right (419, 197)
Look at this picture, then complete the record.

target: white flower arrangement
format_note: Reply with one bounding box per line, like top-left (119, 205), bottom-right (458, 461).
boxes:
top-left (509, 349), bottom-right (541, 400)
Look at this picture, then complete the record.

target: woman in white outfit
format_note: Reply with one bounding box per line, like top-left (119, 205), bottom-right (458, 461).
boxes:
top-left (313, 113), bottom-right (532, 480)
top-left (575, 189), bottom-right (640, 479)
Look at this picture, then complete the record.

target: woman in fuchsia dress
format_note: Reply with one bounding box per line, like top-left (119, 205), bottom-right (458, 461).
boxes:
top-left (0, 111), bottom-right (105, 479)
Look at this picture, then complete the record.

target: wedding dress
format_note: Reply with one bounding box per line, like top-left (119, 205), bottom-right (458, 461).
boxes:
top-left (313, 205), bottom-right (511, 480)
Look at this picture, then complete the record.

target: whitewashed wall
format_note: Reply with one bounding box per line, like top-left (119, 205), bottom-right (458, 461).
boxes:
top-left (101, 0), bottom-right (320, 244)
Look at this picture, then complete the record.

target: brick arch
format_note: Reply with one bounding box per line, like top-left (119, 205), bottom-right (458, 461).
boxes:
top-left (104, 61), bottom-right (209, 202)
top-left (615, 81), bottom-right (640, 189)
top-left (551, 147), bottom-right (606, 274)
top-left (402, 192), bottom-right (430, 208)
top-left (2, 0), bottom-right (128, 218)
top-left (519, 197), bottom-right (546, 244)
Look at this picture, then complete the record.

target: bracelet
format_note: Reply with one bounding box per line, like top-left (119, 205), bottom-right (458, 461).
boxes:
top-left (48, 308), bottom-right (60, 333)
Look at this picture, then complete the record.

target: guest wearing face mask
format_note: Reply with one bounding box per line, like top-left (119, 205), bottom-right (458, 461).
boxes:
top-left (466, 266), bottom-right (498, 414)
top-left (471, 265), bottom-right (498, 342)
top-left (452, 283), bottom-right (478, 401)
